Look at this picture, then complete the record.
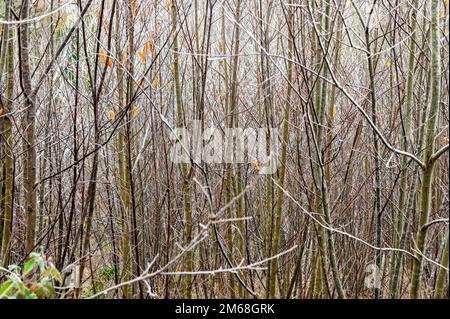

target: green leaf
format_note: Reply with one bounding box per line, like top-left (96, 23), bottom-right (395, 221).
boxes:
top-left (43, 282), bottom-right (56, 297)
top-left (26, 292), bottom-right (37, 299)
top-left (15, 281), bottom-right (25, 294)
top-left (24, 258), bottom-right (37, 276)
top-left (24, 288), bottom-right (37, 299)
top-left (0, 280), bottom-right (15, 299)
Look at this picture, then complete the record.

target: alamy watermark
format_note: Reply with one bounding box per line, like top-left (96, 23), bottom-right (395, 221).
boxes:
top-left (364, 264), bottom-right (381, 290)
top-left (169, 120), bottom-right (280, 175)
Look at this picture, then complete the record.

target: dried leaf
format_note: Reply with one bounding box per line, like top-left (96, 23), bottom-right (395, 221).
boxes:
top-left (146, 39), bottom-right (155, 53)
top-left (138, 78), bottom-right (145, 89)
top-left (139, 50), bottom-right (147, 63)
top-left (132, 106), bottom-right (139, 117)
top-left (165, 1), bottom-right (172, 12)
top-left (385, 58), bottom-right (392, 68)
top-left (331, 106), bottom-right (337, 117)
top-left (253, 159), bottom-right (260, 172)
top-left (109, 110), bottom-right (116, 121)
top-left (100, 49), bottom-right (108, 63)
top-left (152, 76), bottom-right (159, 88)
top-left (133, 0), bottom-right (139, 16)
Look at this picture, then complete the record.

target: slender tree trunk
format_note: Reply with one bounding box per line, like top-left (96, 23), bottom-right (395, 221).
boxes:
top-left (1, 0), bottom-right (15, 266)
top-left (309, 0), bottom-right (346, 299)
top-left (19, 0), bottom-right (38, 254)
top-left (229, 0), bottom-right (244, 298)
top-left (410, 0), bottom-right (442, 298)
top-left (125, 0), bottom-right (143, 298)
top-left (114, 3), bottom-right (132, 298)
top-left (365, 4), bottom-right (382, 299)
top-left (269, 0), bottom-right (293, 298)
top-left (171, 0), bottom-right (193, 299)
top-left (433, 234), bottom-right (449, 299)
top-left (389, 0), bottom-right (419, 298)
top-left (221, 2), bottom-right (236, 298)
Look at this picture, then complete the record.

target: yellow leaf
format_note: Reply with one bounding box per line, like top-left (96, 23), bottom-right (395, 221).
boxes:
top-left (132, 106), bottom-right (139, 117)
top-left (0, 108), bottom-right (4, 117)
top-left (100, 51), bottom-right (107, 63)
top-left (385, 58), bottom-right (392, 68)
top-left (109, 110), bottom-right (116, 121)
top-left (100, 49), bottom-right (113, 67)
top-left (146, 39), bottom-right (155, 53)
top-left (139, 50), bottom-right (147, 63)
top-left (253, 159), bottom-right (260, 172)
top-left (100, 49), bottom-right (108, 63)
top-left (152, 76), bottom-right (159, 88)
top-left (346, 0), bottom-right (351, 8)
top-left (439, 9), bottom-right (446, 20)
top-left (55, 19), bottom-right (62, 33)
top-left (138, 78), bottom-right (145, 89)
top-left (331, 106), bottom-right (337, 117)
